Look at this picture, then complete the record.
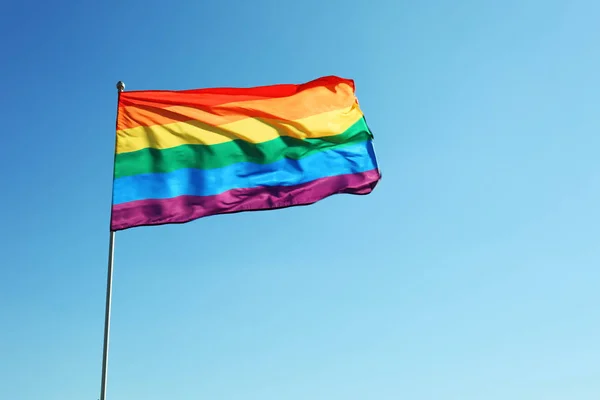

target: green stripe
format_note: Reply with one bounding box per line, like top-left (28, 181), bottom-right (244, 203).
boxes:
top-left (114, 118), bottom-right (373, 178)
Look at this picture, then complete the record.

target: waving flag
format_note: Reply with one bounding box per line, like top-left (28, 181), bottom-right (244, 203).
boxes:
top-left (110, 76), bottom-right (380, 231)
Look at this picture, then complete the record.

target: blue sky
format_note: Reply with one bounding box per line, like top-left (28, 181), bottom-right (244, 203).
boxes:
top-left (1, 1), bottom-right (599, 399)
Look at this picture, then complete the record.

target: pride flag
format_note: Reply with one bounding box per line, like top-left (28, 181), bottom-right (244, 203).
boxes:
top-left (110, 76), bottom-right (380, 231)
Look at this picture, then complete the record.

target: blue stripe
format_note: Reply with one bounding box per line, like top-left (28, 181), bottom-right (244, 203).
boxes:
top-left (112, 140), bottom-right (378, 205)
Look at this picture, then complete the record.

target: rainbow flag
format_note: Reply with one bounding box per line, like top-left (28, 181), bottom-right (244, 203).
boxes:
top-left (110, 76), bottom-right (380, 231)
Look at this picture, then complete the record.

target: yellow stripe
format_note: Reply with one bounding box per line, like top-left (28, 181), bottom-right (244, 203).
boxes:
top-left (116, 104), bottom-right (364, 154)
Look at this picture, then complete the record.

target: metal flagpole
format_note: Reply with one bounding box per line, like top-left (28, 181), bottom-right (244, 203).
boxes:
top-left (99, 81), bottom-right (125, 400)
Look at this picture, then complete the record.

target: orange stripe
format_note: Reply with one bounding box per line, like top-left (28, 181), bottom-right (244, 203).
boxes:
top-left (116, 106), bottom-right (364, 153)
top-left (117, 76), bottom-right (356, 130)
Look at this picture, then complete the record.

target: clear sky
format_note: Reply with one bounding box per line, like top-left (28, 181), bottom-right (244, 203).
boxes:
top-left (1, 1), bottom-right (599, 399)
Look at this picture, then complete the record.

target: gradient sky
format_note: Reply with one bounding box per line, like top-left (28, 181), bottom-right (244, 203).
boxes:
top-left (1, 1), bottom-right (599, 399)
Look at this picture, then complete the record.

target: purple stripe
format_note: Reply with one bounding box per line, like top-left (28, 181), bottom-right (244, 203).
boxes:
top-left (111, 169), bottom-right (380, 231)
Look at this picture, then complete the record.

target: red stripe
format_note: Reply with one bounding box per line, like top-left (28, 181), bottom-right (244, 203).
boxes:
top-left (116, 76), bottom-right (357, 131)
top-left (118, 76), bottom-right (354, 108)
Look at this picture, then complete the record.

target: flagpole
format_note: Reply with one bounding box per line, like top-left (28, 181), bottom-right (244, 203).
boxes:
top-left (99, 81), bottom-right (125, 400)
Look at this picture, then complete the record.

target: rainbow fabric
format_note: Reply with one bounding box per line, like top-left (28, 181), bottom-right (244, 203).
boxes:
top-left (110, 76), bottom-right (380, 231)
